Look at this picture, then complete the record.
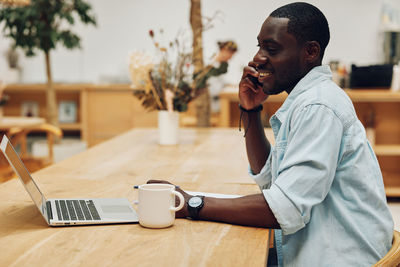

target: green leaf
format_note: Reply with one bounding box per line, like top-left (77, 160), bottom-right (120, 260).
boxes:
top-left (0, 0), bottom-right (97, 56)
top-left (59, 30), bottom-right (80, 49)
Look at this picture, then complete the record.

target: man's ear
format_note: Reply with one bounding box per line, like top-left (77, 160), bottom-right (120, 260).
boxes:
top-left (304, 41), bottom-right (321, 63)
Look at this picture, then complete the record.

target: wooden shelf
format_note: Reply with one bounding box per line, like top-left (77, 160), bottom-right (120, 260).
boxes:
top-left (4, 83), bottom-right (91, 92)
top-left (382, 172), bottom-right (400, 197)
top-left (386, 187), bottom-right (400, 197)
top-left (59, 123), bottom-right (82, 131)
top-left (374, 145), bottom-right (400, 156)
top-left (344, 89), bottom-right (400, 102)
top-left (220, 88), bottom-right (400, 103)
top-left (3, 83), bottom-right (159, 147)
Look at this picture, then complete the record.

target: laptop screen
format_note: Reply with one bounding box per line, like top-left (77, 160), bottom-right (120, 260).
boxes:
top-left (0, 135), bottom-right (47, 219)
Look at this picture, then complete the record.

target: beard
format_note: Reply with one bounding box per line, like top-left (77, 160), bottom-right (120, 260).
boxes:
top-left (263, 62), bottom-right (304, 95)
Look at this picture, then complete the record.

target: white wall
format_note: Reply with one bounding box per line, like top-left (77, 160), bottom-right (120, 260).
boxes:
top-left (0, 0), bottom-right (394, 85)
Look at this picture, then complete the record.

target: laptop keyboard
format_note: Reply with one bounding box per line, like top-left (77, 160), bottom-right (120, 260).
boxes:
top-left (55, 200), bottom-right (101, 221)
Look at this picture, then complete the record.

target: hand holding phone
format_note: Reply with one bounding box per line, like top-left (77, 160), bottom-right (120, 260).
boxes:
top-left (239, 63), bottom-right (268, 109)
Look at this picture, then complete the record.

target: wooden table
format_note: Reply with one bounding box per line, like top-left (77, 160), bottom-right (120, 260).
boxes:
top-left (0, 128), bottom-right (272, 267)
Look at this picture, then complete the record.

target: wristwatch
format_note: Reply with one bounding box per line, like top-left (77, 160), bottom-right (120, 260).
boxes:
top-left (187, 196), bottom-right (204, 220)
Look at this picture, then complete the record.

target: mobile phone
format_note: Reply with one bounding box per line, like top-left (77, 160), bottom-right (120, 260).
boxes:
top-left (248, 75), bottom-right (262, 87)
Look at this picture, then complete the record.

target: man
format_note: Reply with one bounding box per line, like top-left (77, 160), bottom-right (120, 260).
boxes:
top-left (149, 2), bottom-right (393, 266)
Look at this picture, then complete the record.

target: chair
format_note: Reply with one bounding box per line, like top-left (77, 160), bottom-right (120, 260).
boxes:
top-left (373, 230), bottom-right (400, 267)
top-left (8, 123), bottom-right (63, 173)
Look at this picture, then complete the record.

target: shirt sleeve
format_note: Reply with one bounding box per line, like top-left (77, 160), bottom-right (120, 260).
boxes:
top-left (248, 147), bottom-right (273, 190)
top-left (263, 104), bottom-right (343, 235)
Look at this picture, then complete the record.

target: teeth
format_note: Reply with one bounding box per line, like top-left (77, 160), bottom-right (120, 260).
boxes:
top-left (259, 72), bottom-right (272, 77)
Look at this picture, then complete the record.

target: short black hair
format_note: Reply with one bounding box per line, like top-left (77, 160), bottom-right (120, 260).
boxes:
top-left (270, 2), bottom-right (330, 59)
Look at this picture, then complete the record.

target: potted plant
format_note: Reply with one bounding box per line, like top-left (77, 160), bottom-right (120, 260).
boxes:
top-left (0, 0), bottom-right (96, 127)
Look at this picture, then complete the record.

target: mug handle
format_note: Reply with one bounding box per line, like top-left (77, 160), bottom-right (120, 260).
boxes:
top-left (170, 191), bottom-right (184, 212)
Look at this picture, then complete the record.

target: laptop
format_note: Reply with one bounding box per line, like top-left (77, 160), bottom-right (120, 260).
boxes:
top-left (0, 135), bottom-right (139, 226)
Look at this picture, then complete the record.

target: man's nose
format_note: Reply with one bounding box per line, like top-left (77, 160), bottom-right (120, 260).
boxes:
top-left (253, 52), bottom-right (268, 65)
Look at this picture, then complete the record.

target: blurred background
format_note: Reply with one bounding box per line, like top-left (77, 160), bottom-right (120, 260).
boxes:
top-left (0, 0), bottom-right (398, 85)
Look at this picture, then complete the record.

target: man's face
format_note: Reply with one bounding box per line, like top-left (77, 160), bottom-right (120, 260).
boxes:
top-left (253, 17), bottom-right (306, 95)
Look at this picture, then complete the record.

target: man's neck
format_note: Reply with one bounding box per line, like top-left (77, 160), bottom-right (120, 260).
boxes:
top-left (285, 63), bottom-right (322, 94)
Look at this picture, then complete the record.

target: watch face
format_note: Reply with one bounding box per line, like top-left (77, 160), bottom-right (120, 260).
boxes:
top-left (188, 196), bottom-right (203, 208)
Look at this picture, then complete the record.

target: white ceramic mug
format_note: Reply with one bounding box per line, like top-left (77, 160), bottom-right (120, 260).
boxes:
top-left (138, 183), bottom-right (184, 228)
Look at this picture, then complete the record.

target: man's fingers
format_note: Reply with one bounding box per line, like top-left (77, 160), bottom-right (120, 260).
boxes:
top-left (241, 77), bottom-right (260, 93)
top-left (242, 65), bottom-right (259, 79)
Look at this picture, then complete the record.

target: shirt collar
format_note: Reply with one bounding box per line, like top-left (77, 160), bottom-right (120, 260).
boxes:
top-left (271, 65), bottom-right (332, 125)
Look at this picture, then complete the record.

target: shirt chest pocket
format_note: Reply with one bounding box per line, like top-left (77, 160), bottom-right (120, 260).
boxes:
top-left (271, 140), bottom-right (287, 181)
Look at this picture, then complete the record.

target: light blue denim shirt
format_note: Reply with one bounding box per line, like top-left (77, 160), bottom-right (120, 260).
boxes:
top-left (250, 65), bottom-right (393, 266)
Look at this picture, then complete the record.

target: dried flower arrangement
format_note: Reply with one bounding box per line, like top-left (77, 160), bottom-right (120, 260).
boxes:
top-left (129, 29), bottom-right (226, 112)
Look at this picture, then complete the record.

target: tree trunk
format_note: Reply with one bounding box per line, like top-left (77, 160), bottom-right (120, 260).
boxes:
top-left (45, 51), bottom-right (58, 127)
top-left (190, 0), bottom-right (210, 127)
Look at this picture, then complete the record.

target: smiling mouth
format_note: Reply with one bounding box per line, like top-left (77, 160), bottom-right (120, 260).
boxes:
top-left (259, 72), bottom-right (273, 77)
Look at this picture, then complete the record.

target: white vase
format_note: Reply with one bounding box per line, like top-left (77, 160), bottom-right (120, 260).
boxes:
top-left (158, 110), bottom-right (179, 145)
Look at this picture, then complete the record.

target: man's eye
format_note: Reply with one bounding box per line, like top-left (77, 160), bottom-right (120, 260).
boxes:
top-left (267, 48), bottom-right (278, 55)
